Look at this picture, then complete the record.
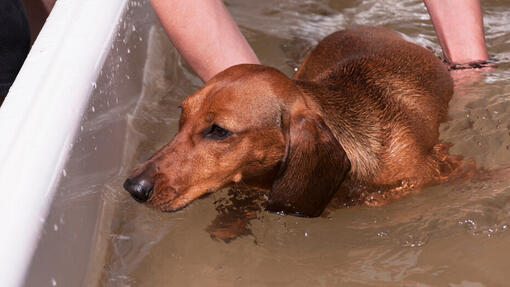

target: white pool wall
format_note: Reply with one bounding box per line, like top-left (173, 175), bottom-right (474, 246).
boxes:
top-left (0, 0), bottom-right (133, 285)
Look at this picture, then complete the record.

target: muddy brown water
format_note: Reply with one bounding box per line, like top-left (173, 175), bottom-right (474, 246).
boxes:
top-left (102, 0), bottom-right (510, 286)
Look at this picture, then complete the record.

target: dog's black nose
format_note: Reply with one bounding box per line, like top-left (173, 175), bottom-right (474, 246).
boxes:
top-left (123, 176), bottom-right (154, 203)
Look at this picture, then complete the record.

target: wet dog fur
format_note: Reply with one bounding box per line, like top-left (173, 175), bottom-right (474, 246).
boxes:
top-left (124, 26), bottom-right (459, 224)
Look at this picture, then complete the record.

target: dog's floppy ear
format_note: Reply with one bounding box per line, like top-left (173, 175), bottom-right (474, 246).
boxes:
top-left (267, 107), bottom-right (351, 217)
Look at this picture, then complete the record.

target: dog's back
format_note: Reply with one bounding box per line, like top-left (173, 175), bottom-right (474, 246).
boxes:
top-left (293, 26), bottom-right (454, 189)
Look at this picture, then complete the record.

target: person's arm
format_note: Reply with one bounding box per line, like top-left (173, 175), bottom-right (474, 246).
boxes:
top-left (424, 0), bottom-right (488, 65)
top-left (150, 0), bottom-right (259, 82)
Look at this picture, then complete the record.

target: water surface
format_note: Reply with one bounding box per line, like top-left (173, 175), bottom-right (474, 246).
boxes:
top-left (103, 1), bottom-right (510, 286)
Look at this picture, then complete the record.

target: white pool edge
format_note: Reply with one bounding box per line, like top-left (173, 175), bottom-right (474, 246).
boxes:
top-left (0, 0), bottom-right (129, 285)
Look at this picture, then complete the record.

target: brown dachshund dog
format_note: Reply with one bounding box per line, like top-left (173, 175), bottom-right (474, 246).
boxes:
top-left (124, 26), bottom-right (458, 218)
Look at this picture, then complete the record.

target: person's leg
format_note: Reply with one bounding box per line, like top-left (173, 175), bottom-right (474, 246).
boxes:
top-left (150, 0), bottom-right (259, 82)
top-left (424, 0), bottom-right (488, 66)
top-left (0, 0), bottom-right (31, 105)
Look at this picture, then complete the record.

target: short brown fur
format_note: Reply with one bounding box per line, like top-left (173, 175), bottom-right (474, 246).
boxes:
top-left (125, 26), bottom-right (457, 218)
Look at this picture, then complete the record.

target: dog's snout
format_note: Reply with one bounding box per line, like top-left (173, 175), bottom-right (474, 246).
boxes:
top-left (124, 173), bottom-right (154, 203)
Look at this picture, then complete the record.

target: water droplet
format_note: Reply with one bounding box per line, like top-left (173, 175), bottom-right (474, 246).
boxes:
top-left (118, 234), bottom-right (131, 240)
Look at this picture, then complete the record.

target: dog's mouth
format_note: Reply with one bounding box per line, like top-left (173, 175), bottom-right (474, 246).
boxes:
top-left (144, 184), bottom-right (179, 209)
top-left (157, 203), bottom-right (189, 213)
top-left (145, 185), bottom-right (221, 212)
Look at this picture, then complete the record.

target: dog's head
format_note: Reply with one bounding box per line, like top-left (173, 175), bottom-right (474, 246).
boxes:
top-left (124, 64), bottom-right (350, 217)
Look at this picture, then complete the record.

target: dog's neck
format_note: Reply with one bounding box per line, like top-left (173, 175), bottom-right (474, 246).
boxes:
top-left (293, 79), bottom-right (385, 181)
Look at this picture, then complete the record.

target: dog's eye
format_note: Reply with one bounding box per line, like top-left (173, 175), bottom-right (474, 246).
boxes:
top-left (205, 124), bottom-right (233, 140)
